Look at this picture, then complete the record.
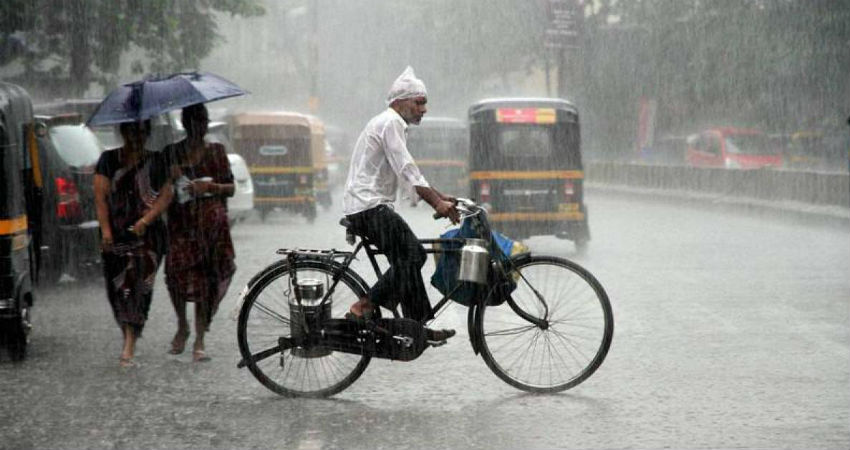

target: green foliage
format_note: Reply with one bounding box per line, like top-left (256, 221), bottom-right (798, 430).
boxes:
top-left (578, 0), bottom-right (850, 158)
top-left (0, 0), bottom-right (264, 97)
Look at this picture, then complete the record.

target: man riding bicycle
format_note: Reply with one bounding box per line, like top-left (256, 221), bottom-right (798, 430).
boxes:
top-left (342, 66), bottom-right (459, 344)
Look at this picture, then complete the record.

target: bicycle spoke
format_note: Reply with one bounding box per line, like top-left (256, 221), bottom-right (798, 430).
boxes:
top-left (483, 323), bottom-right (538, 337)
top-left (252, 300), bottom-right (291, 325)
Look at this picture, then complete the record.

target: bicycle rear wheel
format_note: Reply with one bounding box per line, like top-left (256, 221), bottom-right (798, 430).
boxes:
top-left (237, 259), bottom-right (373, 397)
top-left (476, 255), bottom-right (613, 393)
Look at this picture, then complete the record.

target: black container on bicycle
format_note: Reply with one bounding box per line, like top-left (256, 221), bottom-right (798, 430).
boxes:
top-left (236, 198), bottom-right (613, 397)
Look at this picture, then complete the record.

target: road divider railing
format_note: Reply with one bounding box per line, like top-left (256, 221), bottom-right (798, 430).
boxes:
top-left (585, 161), bottom-right (850, 210)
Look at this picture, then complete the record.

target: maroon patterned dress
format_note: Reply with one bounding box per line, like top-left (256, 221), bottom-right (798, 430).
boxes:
top-left (163, 140), bottom-right (236, 330)
top-left (96, 149), bottom-right (168, 337)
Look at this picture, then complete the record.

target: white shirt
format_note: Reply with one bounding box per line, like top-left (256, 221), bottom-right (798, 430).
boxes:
top-left (343, 108), bottom-right (430, 215)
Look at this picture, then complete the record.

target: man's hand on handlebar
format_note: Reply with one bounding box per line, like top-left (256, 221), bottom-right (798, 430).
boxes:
top-left (434, 199), bottom-right (460, 224)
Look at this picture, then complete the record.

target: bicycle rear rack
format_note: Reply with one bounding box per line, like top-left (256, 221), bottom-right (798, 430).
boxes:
top-left (275, 248), bottom-right (353, 261)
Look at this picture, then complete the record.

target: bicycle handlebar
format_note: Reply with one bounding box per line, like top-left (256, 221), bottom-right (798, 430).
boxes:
top-left (432, 198), bottom-right (480, 221)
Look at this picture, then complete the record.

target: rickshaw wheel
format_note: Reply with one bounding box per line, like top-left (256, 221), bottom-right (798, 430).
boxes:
top-left (574, 239), bottom-right (589, 254)
top-left (304, 206), bottom-right (317, 224)
top-left (4, 316), bottom-right (28, 362)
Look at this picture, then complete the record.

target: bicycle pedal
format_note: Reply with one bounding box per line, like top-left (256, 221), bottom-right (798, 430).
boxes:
top-left (426, 339), bottom-right (447, 347)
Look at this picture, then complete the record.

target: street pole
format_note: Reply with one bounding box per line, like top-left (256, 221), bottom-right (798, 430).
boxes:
top-left (557, 47), bottom-right (567, 100)
top-left (308, 0), bottom-right (319, 114)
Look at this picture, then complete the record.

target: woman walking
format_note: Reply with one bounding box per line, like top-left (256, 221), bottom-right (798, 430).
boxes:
top-left (94, 120), bottom-right (172, 368)
top-left (163, 103), bottom-right (236, 362)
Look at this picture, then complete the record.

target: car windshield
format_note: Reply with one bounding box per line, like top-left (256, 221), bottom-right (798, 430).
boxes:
top-left (725, 134), bottom-right (778, 155)
top-left (49, 125), bottom-right (103, 167)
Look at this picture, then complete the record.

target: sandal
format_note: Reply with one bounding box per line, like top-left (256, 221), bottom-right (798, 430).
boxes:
top-left (168, 329), bottom-right (190, 355)
top-left (119, 357), bottom-right (136, 368)
top-left (193, 349), bottom-right (211, 363)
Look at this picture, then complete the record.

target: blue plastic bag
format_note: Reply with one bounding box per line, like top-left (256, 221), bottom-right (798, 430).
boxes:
top-left (430, 219), bottom-right (517, 306)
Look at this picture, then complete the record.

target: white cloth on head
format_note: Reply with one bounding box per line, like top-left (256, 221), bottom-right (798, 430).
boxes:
top-left (343, 108), bottom-right (430, 215)
top-left (386, 66), bottom-right (427, 105)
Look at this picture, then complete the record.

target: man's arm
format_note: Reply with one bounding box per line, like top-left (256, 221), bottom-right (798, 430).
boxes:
top-left (430, 186), bottom-right (456, 203)
top-left (415, 185), bottom-right (459, 223)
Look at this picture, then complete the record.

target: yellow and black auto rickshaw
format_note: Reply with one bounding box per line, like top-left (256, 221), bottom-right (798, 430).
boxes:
top-left (0, 81), bottom-right (43, 360)
top-left (307, 115), bottom-right (332, 209)
top-left (467, 98), bottom-right (589, 251)
top-left (229, 111), bottom-right (317, 222)
top-left (406, 116), bottom-right (468, 192)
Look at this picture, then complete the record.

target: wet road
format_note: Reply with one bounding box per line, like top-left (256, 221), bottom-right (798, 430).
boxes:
top-left (1, 190), bottom-right (848, 450)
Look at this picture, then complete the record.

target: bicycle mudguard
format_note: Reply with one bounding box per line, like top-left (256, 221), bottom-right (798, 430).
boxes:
top-left (468, 303), bottom-right (481, 356)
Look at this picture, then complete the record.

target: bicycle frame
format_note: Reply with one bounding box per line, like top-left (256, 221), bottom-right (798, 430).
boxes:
top-left (278, 200), bottom-right (550, 348)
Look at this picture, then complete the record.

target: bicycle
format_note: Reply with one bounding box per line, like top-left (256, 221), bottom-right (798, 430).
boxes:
top-left (235, 198), bottom-right (613, 397)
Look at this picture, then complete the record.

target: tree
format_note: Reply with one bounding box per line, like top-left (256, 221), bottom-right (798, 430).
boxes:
top-left (577, 0), bottom-right (850, 158)
top-left (0, 0), bottom-right (264, 98)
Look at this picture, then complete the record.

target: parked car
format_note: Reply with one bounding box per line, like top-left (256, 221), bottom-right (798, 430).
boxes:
top-left (33, 98), bottom-right (123, 150)
top-left (34, 114), bottom-right (104, 283)
top-left (686, 127), bottom-right (783, 169)
top-left (207, 121), bottom-right (254, 225)
top-left (226, 153), bottom-right (255, 225)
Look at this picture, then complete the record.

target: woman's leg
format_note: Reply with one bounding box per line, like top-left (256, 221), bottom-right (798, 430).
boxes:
top-left (167, 283), bottom-right (190, 354)
top-left (193, 303), bottom-right (211, 362)
top-left (120, 323), bottom-right (137, 366)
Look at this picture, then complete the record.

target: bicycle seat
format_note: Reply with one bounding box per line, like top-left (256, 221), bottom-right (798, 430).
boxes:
top-left (340, 217), bottom-right (361, 245)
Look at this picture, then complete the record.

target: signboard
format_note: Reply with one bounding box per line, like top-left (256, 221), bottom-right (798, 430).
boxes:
top-left (496, 108), bottom-right (557, 124)
top-left (545, 0), bottom-right (581, 49)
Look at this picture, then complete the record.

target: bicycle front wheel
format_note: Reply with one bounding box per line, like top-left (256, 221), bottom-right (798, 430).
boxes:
top-left (237, 259), bottom-right (372, 397)
top-left (476, 255), bottom-right (613, 393)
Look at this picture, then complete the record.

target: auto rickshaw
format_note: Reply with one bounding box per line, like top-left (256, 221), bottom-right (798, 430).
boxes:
top-left (0, 81), bottom-right (43, 360)
top-left (467, 98), bottom-right (589, 252)
top-left (306, 115), bottom-right (332, 209)
top-left (406, 116), bottom-right (468, 192)
top-left (228, 111), bottom-right (316, 221)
